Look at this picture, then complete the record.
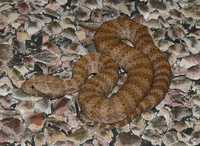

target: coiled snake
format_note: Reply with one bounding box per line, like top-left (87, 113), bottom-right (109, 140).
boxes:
top-left (22, 16), bottom-right (172, 127)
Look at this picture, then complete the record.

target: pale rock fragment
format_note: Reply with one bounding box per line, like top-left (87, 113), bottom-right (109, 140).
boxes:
top-left (17, 1), bottom-right (31, 15)
top-left (179, 53), bottom-right (200, 69)
top-left (0, 117), bottom-right (25, 143)
top-left (0, 14), bottom-right (8, 30)
top-left (162, 130), bottom-right (178, 146)
top-left (56, 0), bottom-right (68, 5)
top-left (171, 106), bottom-right (192, 121)
top-left (45, 127), bottom-right (69, 145)
top-left (34, 98), bottom-right (52, 114)
top-left (158, 107), bottom-right (173, 128)
top-left (173, 65), bottom-right (200, 80)
top-left (0, 76), bottom-right (13, 96)
top-left (192, 105), bottom-right (200, 119)
top-left (168, 43), bottom-right (189, 59)
top-left (170, 141), bottom-right (188, 146)
top-left (60, 17), bottom-right (76, 30)
top-left (46, 1), bottom-right (61, 11)
top-left (81, 0), bottom-right (101, 9)
top-left (46, 21), bottom-right (62, 35)
top-left (170, 76), bottom-right (193, 92)
top-left (93, 128), bottom-right (113, 146)
top-left (194, 119), bottom-right (200, 132)
top-left (158, 39), bottom-right (173, 52)
top-left (34, 131), bottom-right (46, 146)
top-left (65, 127), bottom-right (91, 144)
top-left (149, 0), bottom-right (167, 10)
top-left (142, 128), bottom-right (162, 146)
top-left (0, 43), bottom-right (13, 67)
top-left (61, 27), bottom-right (77, 41)
top-left (7, 12), bottom-right (20, 24)
top-left (142, 110), bottom-right (155, 121)
top-left (0, 95), bottom-right (18, 110)
top-left (185, 65), bottom-right (200, 80)
top-left (75, 30), bottom-right (86, 41)
top-left (115, 132), bottom-right (142, 146)
top-left (183, 36), bottom-right (200, 54)
top-left (189, 131), bottom-right (200, 145)
top-left (167, 25), bottom-right (186, 40)
top-left (27, 21), bottom-right (42, 36)
top-left (53, 140), bottom-right (76, 146)
top-left (74, 6), bottom-right (91, 21)
top-left (147, 116), bottom-right (168, 134)
top-left (130, 117), bottom-right (146, 136)
top-left (192, 95), bottom-right (200, 107)
top-left (173, 121), bottom-right (189, 133)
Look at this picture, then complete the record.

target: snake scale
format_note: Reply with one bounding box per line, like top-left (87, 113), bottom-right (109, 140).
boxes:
top-left (21, 16), bottom-right (172, 127)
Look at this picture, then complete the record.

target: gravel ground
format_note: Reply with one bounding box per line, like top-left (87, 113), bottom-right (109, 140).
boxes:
top-left (0, 0), bottom-right (200, 146)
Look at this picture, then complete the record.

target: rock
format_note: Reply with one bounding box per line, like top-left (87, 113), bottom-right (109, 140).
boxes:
top-left (186, 65), bottom-right (200, 80)
top-left (75, 30), bottom-right (86, 41)
top-left (130, 117), bottom-right (146, 136)
top-left (170, 76), bottom-right (193, 92)
top-left (149, 0), bottom-right (167, 10)
top-left (170, 141), bottom-right (188, 146)
top-left (190, 131), bottom-right (200, 145)
top-left (74, 6), bottom-right (91, 21)
top-left (142, 128), bottom-right (162, 146)
top-left (179, 53), bottom-right (200, 69)
top-left (0, 44), bottom-right (13, 66)
top-left (46, 21), bottom-right (62, 35)
top-left (81, 0), bottom-right (101, 9)
top-left (182, 1), bottom-right (200, 19)
top-left (0, 117), bottom-right (25, 143)
top-left (116, 132), bottom-right (142, 146)
top-left (173, 121), bottom-right (189, 132)
top-left (158, 39), bottom-right (173, 52)
top-left (149, 116), bottom-right (168, 134)
top-left (162, 130), bottom-right (178, 146)
top-left (34, 98), bottom-right (52, 114)
top-left (56, 0), bottom-right (68, 5)
top-left (168, 43), bottom-right (189, 58)
top-left (45, 127), bottom-right (68, 145)
top-left (27, 112), bottom-right (46, 132)
top-left (171, 106), bottom-right (192, 121)
top-left (183, 36), bottom-right (200, 54)
top-left (192, 95), bottom-right (200, 107)
top-left (142, 111), bottom-right (155, 121)
top-left (60, 17), bottom-right (75, 30)
top-left (54, 140), bottom-right (75, 146)
top-left (158, 107), bottom-right (173, 128)
top-left (0, 14), bottom-right (8, 30)
top-left (66, 127), bottom-right (91, 144)
top-left (27, 21), bottom-right (42, 36)
top-left (192, 105), bottom-right (200, 119)
top-left (167, 26), bottom-right (186, 40)
top-left (17, 1), bottom-right (31, 15)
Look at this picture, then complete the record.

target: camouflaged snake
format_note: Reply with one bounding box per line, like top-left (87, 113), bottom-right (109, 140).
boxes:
top-left (22, 16), bottom-right (172, 127)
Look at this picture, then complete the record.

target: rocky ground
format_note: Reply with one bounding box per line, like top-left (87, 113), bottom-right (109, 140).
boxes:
top-left (0, 0), bottom-right (200, 146)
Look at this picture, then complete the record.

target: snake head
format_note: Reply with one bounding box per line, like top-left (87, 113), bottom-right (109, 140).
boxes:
top-left (21, 80), bottom-right (42, 96)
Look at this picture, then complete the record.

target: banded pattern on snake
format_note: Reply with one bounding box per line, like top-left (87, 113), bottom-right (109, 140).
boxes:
top-left (21, 16), bottom-right (172, 127)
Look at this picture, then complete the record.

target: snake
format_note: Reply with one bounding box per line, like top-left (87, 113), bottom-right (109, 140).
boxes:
top-left (21, 16), bottom-right (172, 127)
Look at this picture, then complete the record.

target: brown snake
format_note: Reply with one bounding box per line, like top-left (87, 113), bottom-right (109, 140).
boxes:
top-left (21, 16), bottom-right (172, 127)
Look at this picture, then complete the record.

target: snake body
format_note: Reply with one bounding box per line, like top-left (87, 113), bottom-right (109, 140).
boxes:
top-left (21, 16), bottom-right (172, 127)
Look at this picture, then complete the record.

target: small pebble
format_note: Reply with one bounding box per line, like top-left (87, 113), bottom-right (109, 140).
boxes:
top-left (171, 106), bottom-right (192, 121)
